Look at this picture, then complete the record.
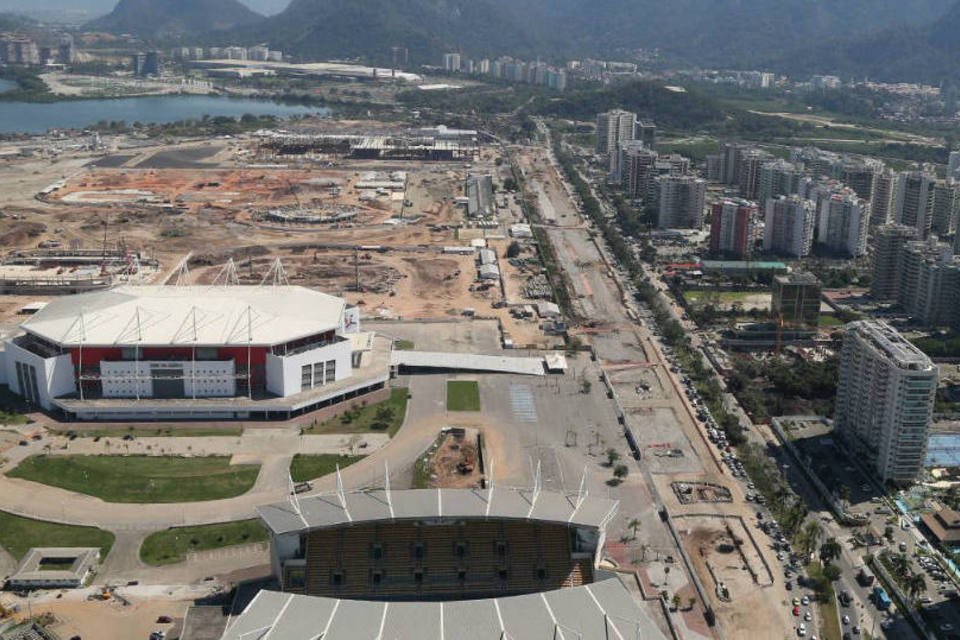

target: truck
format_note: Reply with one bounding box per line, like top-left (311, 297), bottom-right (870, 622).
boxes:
top-left (857, 565), bottom-right (875, 587)
top-left (873, 586), bottom-right (892, 611)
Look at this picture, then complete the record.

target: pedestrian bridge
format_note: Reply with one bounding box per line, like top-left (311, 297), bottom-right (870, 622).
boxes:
top-left (390, 350), bottom-right (551, 376)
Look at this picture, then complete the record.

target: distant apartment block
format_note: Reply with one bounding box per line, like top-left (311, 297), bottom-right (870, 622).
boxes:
top-left (817, 191), bottom-right (869, 257)
top-left (656, 175), bottom-right (706, 229)
top-left (870, 224), bottom-right (918, 301)
top-left (596, 110), bottom-right (637, 180)
top-left (709, 199), bottom-right (761, 259)
top-left (894, 171), bottom-right (936, 238)
top-left (835, 320), bottom-right (937, 485)
top-left (763, 195), bottom-right (815, 258)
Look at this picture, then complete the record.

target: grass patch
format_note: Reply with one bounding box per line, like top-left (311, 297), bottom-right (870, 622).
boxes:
top-left (806, 561), bottom-right (843, 640)
top-left (684, 290), bottom-right (757, 304)
top-left (63, 425), bottom-right (244, 438)
top-left (139, 519), bottom-right (268, 566)
top-left (447, 380), bottom-right (481, 412)
top-left (289, 454), bottom-right (363, 483)
top-left (819, 314), bottom-right (843, 327)
top-left (0, 510), bottom-right (114, 561)
top-left (394, 340), bottom-right (415, 350)
top-left (0, 384), bottom-right (30, 425)
top-left (302, 387), bottom-right (409, 437)
top-left (7, 455), bottom-right (260, 503)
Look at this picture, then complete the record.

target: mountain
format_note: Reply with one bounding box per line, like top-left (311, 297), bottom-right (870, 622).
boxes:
top-left (761, 0), bottom-right (960, 83)
top-left (89, 0), bottom-right (263, 36)
top-left (224, 0), bottom-right (953, 66)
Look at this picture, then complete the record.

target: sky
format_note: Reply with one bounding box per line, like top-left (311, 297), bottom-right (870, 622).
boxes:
top-left (0, 0), bottom-right (289, 18)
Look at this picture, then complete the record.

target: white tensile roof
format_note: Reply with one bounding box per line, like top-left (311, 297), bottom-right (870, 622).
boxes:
top-left (21, 285), bottom-right (346, 347)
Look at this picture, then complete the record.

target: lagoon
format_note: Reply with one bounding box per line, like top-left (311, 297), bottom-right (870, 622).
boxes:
top-left (0, 94), bottom-right (326, 134)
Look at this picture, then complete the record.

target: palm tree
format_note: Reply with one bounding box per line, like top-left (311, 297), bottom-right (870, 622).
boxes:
top-left (890, 552), bottom-right (911, 578)
top-left (628, 518), bottom-right (641, 540)
top-left (801, 521), bottom-right (823, 557)
top-left (907, 572), bottom-right (927, 602)
top-left (820, 538), bottom-right (842, 565)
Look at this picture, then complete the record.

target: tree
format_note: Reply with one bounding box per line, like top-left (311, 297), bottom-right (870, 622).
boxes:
top-left (671, 594), bottom-right (681, 611)
top-left (906, 572), bottom-right (927, 602)
top-left (884, 525), bottom-right (894, 542)
top-left (820, 538), bottom-right (842, 565)
top-left (606, 448), bottom-right (621, 467)
top-left (890, 552), bottom-right (911, 578)
top-left (506, 241), bottom-right (522, 258)
top-left (612, 464), bottom-right (629, 483)
top-left (687, 597), bottom-right (696, 611)
top-left (628, 518), bottom-right (641, 540)
top-left (800, 520), bottom-right (822, 557)
top-left (823, 564), bottom-right (842, 581)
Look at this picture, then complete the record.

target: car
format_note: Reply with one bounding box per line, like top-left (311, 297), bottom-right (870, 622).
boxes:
top-left (792, 605), bottom-right (800, 616)
top-left (801, 596), bottom-right (810, 606)
top-left (793, 597), bottom-right (800, 606)
top-left (842, 615), bottom-right (850, 625)
top-left (798, 623), bottom-right (806, 637)
top-left (804, 611), bottom-right (812, 621)
top-left (942, 624), bottom-right (955, 632)
top-left (852, 625), bottom-right (860, 635)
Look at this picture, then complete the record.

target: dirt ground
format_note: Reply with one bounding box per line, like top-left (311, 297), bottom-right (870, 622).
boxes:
top-left (10, 596), bottom-right (190, 640)
top-left (677, 515), bottom-right (786, 640)
top-left (424, 429), bottom-right (484, 489)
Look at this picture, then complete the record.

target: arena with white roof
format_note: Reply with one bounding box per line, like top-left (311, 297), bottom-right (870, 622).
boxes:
top-left (0, 285), bottom-right (389, 420)
top-left (220, 486), bottom-right (667, 640)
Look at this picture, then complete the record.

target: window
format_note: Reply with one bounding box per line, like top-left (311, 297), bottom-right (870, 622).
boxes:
top-left (412, 543), bottom-right (425, 560)
top-left (498, 568), bottom-right (508, 581)
top-left (371, 544), bottom-right (383, 561)
top-left (301, 364), bottom-right (312, 392)
top-left (121, 347), bottom-right (143, 360)
top-left (325, 359), bottom-right (336, 383)
top-left (313, 362), bottom-right (325, 386)
top-left (455, 542), bottom-right (467, 558)
top-left (457, 569), bottom-right (467, 582)
top-left (196, 347), bottom-right (218, 360)
top-left (495, 541), bottom-right (507, 558)
top-left (413, 569), bottom-right (424, 584)
top-left (331, 570), bottom-right (344, 586)
top-left (371, 570), bottom-right (383, 585)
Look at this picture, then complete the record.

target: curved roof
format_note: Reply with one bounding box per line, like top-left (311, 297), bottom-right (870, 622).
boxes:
top-left (21, 285), bottom-right (345, 347)
top-left (220, 577), bottom-right (667, 640)
top-left (259, 488), bottom-right (619, 536)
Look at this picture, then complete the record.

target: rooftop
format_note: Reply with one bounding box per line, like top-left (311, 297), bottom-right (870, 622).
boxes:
top-left (847, 320), bottom-right (934, 370)
top-left (259, 487), bottom-right (618, 536)
top-left (220, 577), bottom-right (666, 640)
top-left (7, 547), bottom-right (99, 586)
top-left (21, 285), bottom-right (346, 347)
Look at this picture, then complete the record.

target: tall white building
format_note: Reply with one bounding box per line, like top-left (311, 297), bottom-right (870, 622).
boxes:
top-left (817, 191), bottom-right (868, 257)
top-left (656, 175), bottom-right (706, 229)
top-left (596, 110), bottom-right (636, 179)
top-left (763, 195), bottom-right (816, 258)
top-left (442, 53), bottom-right (462, 72)
top-left (835, 320), bottom-right (938, 484)
top-left (949, 151), bottom-right (960, 180)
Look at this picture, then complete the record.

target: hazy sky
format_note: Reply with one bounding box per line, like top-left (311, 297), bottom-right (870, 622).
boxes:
top-left (0, 0), bottom-right (289, 17)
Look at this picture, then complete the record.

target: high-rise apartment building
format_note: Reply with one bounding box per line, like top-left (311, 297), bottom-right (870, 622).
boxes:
top-left (738, 149), bottom-right (769, 201)
top-left (932, 180), bottom-right (960, 238)
top-left (870, 170), bottom-right (897, 227)
top-left (596, 110), bottom-right (637, 179)
top-left (871, 224), bottom-right (918, 300)
top-left (759, 159), bottom-right (804, 204)
top-left (894, 171), bottom-right (936, 238)
top-left (840, 162), bottom-right (877, 200)
top-left (835, 320), bottom-right (938, 484)
top-left (771, 272), bottom-right (821, 328)
top-left (949, 151), bottom-right (960, 180)
top-left (636, 120), bottom-right (657, 148)
top-left (709, 199), bottom-right (761, 259)
top-left (442, 53), bottom-right (461, 72)
top-left (897, 239), bottom-right (960, 329)
top-left (817, 191), bottom-right (869, 257)
top-left (656, 175), bottom-right (706, 229)
top-left (763, 195), bottom-right (816, 258)
top-left (619, 142), bottom-right (657, 201)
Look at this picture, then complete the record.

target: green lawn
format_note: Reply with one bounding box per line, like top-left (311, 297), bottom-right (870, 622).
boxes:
top-left (447, 380), bottom-right (481, 412)
top-left (302, 387), bottom-right (409, 437)
top-left (139, 519), bottom-right (269, 566)
top-left (806, 562), bottom-right (843, 640)
top-left (819, 314), bottom-right (844, 327)
top-left (0, 510), bottom-right (114, 561)
top-left (394, 340), bottom-right (415, 350)
top-left (7, 455), bottom-right (260, 503)
top-left (290, 454), bottom-right (364, 483)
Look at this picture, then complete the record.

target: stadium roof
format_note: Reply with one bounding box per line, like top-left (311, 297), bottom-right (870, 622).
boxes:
top-left (21, 285), bottom-right (346, 347)
top-left (220, 577), bottom-right (667, 640)
top-left (259, 488), bottom-right (618, 536)
top-left (389, 350), bottom-right (547, 376)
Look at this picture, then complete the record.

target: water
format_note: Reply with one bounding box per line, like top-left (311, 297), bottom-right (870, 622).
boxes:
top-left (0, 95), bottom-right (327, 134)
top-left (926, 433), bottom-right (960, 467)
top-left (0, 78), bottom-right (16, 94)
